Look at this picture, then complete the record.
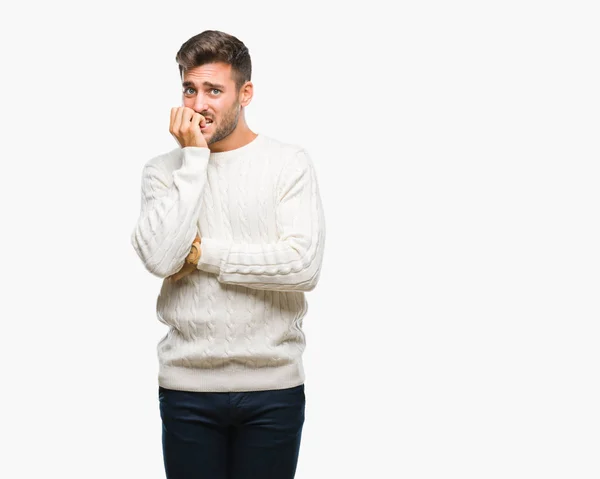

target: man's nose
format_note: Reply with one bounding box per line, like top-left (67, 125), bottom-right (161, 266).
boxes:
top-left (193, 95), bottom-right (208, 112)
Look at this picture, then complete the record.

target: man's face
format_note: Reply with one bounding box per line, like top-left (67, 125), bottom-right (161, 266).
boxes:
top-left (181, 62), bottom-right (242, 146)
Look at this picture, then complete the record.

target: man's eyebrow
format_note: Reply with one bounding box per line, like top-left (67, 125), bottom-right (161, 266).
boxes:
top-left (182, 80), bottom-right (226, 90)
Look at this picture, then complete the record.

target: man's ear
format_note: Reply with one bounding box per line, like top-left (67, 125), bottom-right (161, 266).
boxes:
top-left (239, 81), bottom-right (254, 107)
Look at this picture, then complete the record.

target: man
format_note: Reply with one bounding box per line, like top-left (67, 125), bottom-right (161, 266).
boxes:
top-left (130, 30), bottom-right (326, 479)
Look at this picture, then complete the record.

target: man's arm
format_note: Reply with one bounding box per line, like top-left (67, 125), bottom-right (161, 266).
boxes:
top-left (130, 147), bottom-right (210, 278)
top-left (195, 148), bottom-right (326, 292)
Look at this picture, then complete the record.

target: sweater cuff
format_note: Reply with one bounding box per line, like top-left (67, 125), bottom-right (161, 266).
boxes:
top-left (181, 146), bottom-right (210, 170)
top-left (196, 237), bottom-right (232, 275)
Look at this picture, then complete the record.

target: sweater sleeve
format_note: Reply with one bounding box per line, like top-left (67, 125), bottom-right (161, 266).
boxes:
top-left (196, 148), bottom-right (326, 292)
top-left (130, 147), bottom-right (211, 278)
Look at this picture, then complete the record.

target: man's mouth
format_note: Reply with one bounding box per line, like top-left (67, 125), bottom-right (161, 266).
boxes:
top-left (201, 118), bottom-right (213, 130)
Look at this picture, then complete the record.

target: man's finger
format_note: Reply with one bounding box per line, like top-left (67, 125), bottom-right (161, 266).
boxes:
top-left (170, 271), bottom-right (183, 281)
top-left (170, 267), bottom-right (193, 282)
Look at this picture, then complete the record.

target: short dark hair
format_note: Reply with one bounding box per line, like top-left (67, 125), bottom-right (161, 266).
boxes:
top-left (175, 30), bottom-right (252, 92)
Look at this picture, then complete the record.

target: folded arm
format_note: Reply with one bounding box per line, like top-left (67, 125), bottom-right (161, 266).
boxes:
top-left (196, 148), bottom-right (326, 292)
top-left (130, 147), bottom-right (210, 278)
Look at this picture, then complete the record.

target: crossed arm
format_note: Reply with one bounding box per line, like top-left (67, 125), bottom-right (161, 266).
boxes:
top-left (132, 148), bottom-right (326, 292)
top-left (167, 234), bottom-right (201, 282)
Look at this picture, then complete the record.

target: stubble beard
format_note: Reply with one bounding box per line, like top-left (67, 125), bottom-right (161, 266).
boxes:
top-left (206, 101), bottom-right (241, 146)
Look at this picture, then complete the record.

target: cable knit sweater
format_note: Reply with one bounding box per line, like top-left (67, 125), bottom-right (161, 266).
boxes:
top-left (131, 133), bottom-right (326, 392)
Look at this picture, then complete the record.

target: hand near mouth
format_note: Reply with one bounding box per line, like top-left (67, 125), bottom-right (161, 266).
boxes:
top-left (170, 106), bottom-right (209, 148)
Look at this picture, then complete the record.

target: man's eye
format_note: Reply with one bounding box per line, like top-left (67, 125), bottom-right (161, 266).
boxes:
top-left (183, 87), bottom-right (195, 95)
top-left (211, 89), bottom-right (221, 95)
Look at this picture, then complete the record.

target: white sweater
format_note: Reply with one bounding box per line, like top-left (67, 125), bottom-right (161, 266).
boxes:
top-left (131, 133), bottom-right (326, 392)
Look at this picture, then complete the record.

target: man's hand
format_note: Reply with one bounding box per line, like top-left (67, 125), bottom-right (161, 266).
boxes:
top-left (168, 261), bottom-right (197, 282)
top-left (170, 106), bottom-right (209, 149)
top-left (168, 234), bottom-right (202, 282)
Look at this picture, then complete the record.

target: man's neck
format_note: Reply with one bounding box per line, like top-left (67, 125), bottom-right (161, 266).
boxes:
top-left (209, 126), bottom-right (258, 153)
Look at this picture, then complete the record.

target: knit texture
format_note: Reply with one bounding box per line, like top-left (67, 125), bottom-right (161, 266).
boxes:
top-left (131, 133), bottom-right (326, 392)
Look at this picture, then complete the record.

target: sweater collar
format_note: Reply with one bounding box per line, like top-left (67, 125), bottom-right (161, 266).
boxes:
top-left (208, 133), bottom-right (265, 161)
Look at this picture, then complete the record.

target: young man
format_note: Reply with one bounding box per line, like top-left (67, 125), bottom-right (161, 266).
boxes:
top-left (130, 30), bottom-right (326, 479)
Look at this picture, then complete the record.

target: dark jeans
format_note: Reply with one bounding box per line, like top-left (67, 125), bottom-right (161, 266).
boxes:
top-left (158, 384), bottom-right (306, 479)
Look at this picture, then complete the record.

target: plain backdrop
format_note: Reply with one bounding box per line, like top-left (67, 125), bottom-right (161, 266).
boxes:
top-left (1, 1), bottom-right (599, 478)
